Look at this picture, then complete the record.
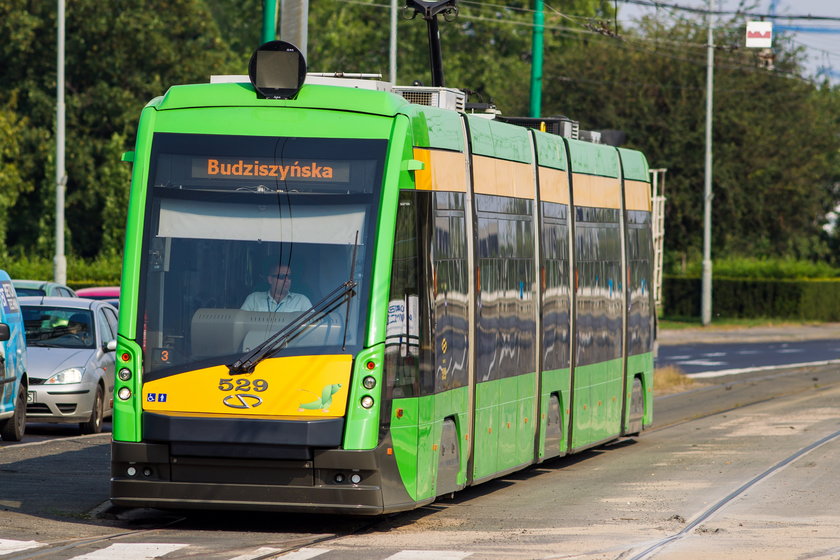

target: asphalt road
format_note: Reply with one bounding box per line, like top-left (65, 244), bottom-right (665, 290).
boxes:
top-left (656, 338), bottom-right (840, 376)
top-left (2, 362), bottom-right (839, 559)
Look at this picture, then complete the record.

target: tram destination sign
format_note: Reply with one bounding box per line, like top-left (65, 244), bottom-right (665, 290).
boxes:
top-left (193, 157), bottom-right (351, 182)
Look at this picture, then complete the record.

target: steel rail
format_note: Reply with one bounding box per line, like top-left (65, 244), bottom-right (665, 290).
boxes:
top-left (624, 428), bottom-right (840, 560)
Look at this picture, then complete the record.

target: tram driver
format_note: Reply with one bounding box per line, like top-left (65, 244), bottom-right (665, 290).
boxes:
top-left (240, 262), bottom-right (312, 313)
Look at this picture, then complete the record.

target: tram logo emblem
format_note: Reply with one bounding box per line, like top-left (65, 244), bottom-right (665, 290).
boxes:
top-left (223, 394), bottom-right (263, 409)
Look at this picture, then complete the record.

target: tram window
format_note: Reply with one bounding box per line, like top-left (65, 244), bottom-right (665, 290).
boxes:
top-left (385, 192), bottom-right (427, 399)
top-left (574, 212), bottom-right (622, 366)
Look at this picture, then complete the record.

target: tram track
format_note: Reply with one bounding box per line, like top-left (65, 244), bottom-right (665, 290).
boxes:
top-left (533, 364), bottom-right (840, 560)
top-left (4, 507), bottom-right (391, 560)
top-left (5, 520), bottom-right (187, 560)
top-left (623, 428), bottom-right (840, 560)
top-left (4, 364), bottom-right (839, 560)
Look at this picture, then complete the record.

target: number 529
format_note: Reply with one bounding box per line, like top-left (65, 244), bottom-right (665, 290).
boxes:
top-left (218, 378), bottom-right (269, 392)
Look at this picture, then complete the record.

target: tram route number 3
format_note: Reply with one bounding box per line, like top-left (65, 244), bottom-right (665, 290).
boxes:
top-left (153, 348), bottom-right (173, 364)
top-left (218, 378), bottom-right (269, 392)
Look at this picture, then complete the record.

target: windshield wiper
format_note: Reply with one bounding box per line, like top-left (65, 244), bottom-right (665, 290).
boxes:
top-left (228, 280), bottom-right (357, 375)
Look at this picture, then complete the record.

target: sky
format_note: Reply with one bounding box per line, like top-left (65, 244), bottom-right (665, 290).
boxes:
top-left (615, 0), bottom-right (840, 83)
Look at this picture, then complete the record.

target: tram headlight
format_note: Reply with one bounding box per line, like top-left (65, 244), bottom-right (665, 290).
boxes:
top-left (118, 387), bottom-right (132, 400)
top-left (362, 376), bottom-right (376, 390)
top-left (118, 368), bottom-right (132, 381)
top-left (360, 396), bottom-right (374, 409)
top-left (350, 473), bottom-right (362, 484)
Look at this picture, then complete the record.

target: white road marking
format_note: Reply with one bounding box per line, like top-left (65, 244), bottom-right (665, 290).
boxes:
top-left (1, 432), bottom-right (110, 450)
top-left (385, 551), bottom-right (472, 560)
top-left (0, 539), bottom-right (43, 554)
top-left (275, 548), bottom-right (332, 560)
top-left (67, 543), bottom-right (188, 559)
top-left (0, 543), bottom-right (479, 560)
top-left (229, 547), bottom-right (284, 560)
top-left (687, 359), bottom-right (840, 379)
top-left (675, 359), bottom-right (726, 366)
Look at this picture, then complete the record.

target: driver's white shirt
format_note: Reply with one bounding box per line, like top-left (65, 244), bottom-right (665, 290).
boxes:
top-left (240, 291), bottom-right (312, 312)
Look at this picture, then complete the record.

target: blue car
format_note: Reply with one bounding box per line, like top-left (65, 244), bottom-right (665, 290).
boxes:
top-left (0, 270), bottom-right (28, 441)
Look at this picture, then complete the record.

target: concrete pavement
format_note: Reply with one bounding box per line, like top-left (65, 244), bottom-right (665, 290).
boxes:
top-left (658, 322), bottom-right (840, 346)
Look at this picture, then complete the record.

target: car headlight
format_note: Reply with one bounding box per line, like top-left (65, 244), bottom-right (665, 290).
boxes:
top-left (45, 368), bottom-right (84, 385)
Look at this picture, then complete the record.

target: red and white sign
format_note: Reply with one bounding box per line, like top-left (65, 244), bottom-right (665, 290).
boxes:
top-left (746, 21), bottom-right (773, 48)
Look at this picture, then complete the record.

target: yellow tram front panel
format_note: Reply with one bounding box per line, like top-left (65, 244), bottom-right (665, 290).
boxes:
top-left (142, 354), bottom-right (353, 417)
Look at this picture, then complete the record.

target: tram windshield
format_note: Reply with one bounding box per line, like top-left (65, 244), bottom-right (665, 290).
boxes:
top-left (138, 133), bottom-right (385, 377)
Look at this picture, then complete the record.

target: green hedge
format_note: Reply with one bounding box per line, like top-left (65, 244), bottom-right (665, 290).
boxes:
top-left (677, 257), bottom-right (840, 279)
top-left (664, 276), bottom-right (840, 321)
top-left (0, 255), bottom-right (122, 289)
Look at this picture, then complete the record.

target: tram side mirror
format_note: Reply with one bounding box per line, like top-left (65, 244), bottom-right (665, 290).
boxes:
top-left (249, 41), bottom-right (307, 100)
top-left (0, 323), bottom-right (9, 342)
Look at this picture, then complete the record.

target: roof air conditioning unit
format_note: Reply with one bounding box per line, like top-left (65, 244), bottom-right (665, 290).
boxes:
top-left (558, 117), bottom-right (579, 140)
top-left (392, 86), bottom-right (466, 111)
top-left (578, 130), bottom-right (602, 144)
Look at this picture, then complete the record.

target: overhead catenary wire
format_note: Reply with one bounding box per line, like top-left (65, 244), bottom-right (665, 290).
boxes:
top-left (330, 0), bottom-right (821, 85)
top-left (614, 0), bottom-right (840, 21)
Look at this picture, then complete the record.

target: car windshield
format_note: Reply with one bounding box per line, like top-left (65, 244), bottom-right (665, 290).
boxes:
top-left (22, 306), bottom-right (96, 349)
top-left (138, 133), bottom-right (384, 377)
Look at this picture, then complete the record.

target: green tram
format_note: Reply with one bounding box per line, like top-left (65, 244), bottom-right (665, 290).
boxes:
top-left (110, 44), bottom-right (655, 514)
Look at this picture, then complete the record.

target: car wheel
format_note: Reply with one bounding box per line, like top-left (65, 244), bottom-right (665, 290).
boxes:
top-left (0, 385), bottom-right (27, 441)
top-left (79, 385), bottom-right (104, 435)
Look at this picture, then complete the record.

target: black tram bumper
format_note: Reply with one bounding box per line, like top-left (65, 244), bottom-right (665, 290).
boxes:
top-left (110, 438), bottom-right (417, 515)
top-left (111, 412), bottom-right (416, 514)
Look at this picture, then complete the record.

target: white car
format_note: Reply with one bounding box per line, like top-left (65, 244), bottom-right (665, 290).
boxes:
top-left (20, 297), bottom-right (118, 434)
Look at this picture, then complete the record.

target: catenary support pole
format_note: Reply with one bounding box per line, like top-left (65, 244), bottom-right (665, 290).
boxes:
top-left (54, 0), bottom-right (66, 285)
top-left (529, 0), bottom-right (544, 118)
top-left (262, 0), bottom-right (277, 43)
top-left (280, 0), bottom-right (309, 59)
top-left (701, 0), bottom-right (714, 325)
top-left (390, 0), bottom-right (398, 84)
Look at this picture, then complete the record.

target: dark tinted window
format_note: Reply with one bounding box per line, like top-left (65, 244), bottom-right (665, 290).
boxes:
top-left (16, 288), bottom-right (45, 297)
top-left (139, 134), bottom-right (385, 377)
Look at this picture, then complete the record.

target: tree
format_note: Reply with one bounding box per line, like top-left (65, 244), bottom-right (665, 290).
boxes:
top-left (1, 0), bottom-right (836, 269)
top-left (0, 0), bottom-right (239, 259)
top-left (0, 98), bottom-right (34, 254)
top-left (543, 14), bottom-right (840, 264)
top-left (303, 0), bottom-right (614, 115)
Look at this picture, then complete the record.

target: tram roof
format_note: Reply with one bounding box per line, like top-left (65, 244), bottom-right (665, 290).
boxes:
top-left (143, 79), bottom-right (649, 180)
top-left (148, 81), bottom-right (413, 118)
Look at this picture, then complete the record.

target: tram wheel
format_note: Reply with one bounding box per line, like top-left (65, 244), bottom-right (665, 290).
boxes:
top-left (436, 418), bottom-right (460, 497)
top-left (626, 377), bottom-right (644, 436)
